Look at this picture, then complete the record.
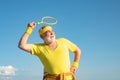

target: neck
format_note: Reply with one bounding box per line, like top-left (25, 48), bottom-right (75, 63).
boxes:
top-left (47, 40), bottom-right (57, 49)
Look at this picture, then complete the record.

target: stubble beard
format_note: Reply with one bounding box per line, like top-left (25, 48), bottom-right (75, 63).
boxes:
top-left (44, 35), bottom-right (56, 44)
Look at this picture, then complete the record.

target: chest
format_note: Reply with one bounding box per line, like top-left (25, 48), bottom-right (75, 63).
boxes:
top-left (41, 42), bottom-right (69, 59)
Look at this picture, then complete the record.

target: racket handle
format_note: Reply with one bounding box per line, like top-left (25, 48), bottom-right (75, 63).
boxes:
top-left (36, 22), bottom-right (44, 25)
top-left (35, 22), bottom-right (39, 25)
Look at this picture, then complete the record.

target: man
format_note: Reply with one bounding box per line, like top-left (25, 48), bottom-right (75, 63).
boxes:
top-left (18, 22), bottom-right (81, 80)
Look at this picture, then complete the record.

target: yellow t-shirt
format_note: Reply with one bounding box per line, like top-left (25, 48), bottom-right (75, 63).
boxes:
top-left (31, 38), bottom-right (77, 79)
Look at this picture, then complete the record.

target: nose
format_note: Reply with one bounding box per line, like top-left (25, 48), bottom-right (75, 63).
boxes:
top-left (45, 31), bottom-right (53, 36)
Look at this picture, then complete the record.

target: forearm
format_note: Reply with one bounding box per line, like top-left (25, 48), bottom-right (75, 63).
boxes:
top-left (74, 47), bottom-right (81, 62)
top-left (70, 47), bottom-right (81, 73)
top-left (18, 22), bottom-right (35, 52)
top-left (18, 30), bottom-right (33, 53)
top-left (72, 47), bottom-right (81, 69)
top-left (18, 33), bottom-right (30, 49)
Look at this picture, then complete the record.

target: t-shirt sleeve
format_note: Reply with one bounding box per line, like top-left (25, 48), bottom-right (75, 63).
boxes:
top-left (30, 44), bottom-right (41, 55)
top-left (62, 38), bottom-right (77, 52)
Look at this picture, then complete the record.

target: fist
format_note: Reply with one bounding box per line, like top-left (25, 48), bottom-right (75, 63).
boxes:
top-left (27, 22), bottom-right (36, 29)
top-left (70, 66), bottom-right (77, 74)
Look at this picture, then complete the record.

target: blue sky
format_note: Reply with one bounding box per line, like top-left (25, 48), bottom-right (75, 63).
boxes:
top-left (0, 0), bottom-right (120, 80)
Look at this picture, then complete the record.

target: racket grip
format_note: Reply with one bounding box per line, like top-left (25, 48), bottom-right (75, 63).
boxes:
top-left (36, 22), bottom-right (44, 25)
top-left (35, 22), bottom-right (39, 25)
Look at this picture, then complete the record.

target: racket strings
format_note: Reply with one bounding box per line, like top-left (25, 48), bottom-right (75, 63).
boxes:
top-left (36, 16), bottom-right (57, 26)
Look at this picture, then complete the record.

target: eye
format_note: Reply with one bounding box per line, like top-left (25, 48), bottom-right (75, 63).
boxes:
top-left (51, 33), bottom-right (52, 35)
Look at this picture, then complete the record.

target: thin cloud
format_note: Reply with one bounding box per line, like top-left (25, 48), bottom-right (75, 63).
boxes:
top-left (0, 65), bottom-right (17, 76)
top-left (0, 76), bottom-right (12, 80)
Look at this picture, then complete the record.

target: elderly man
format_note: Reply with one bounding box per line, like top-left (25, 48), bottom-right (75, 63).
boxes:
top-left (18, 22), bottom-right (81, 80)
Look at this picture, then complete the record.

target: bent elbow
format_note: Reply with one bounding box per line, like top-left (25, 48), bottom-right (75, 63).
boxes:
top-left (18, 43), bottom-right (25, 50)
top-left (18, 44), bottom-right (22, 49)
top-left (75, 47), bottom-right (82, 56)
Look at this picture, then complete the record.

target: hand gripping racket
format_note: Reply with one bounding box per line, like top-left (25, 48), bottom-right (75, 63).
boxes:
top-left (36, 16), bottom-right (57, 26)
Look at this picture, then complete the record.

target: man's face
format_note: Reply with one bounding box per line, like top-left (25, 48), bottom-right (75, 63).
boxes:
top-left (41, 30), bottom-right (56, 44)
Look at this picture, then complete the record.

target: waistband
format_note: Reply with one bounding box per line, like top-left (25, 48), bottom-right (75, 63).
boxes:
top-left (43, 72), bottom-right (76, 80)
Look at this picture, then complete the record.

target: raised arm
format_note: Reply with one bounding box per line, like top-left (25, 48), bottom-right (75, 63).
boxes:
top-left (18, 22), bottom-right (36, 53)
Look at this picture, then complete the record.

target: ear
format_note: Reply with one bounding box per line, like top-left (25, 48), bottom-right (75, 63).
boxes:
top-left (40, 34), bottom-right (43, 39)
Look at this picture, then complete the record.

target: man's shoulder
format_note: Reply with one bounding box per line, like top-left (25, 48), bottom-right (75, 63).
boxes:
top-left (31, 43), bottom-right (45, 47)
top-left (56, 38), bottom-right (66, 41)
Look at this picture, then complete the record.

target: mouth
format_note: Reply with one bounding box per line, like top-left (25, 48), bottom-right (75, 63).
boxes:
top-left (50, 35), bottom-right (54, 38)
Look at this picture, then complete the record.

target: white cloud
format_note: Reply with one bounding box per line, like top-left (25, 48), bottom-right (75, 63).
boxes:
top-left (0, 76), bottom-right (12, 80)
top-left (0, 65), bottom-right (17, 76)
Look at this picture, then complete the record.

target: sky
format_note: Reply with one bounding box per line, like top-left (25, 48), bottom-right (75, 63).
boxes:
top-left (0, 0), bottom-right (120, 80)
